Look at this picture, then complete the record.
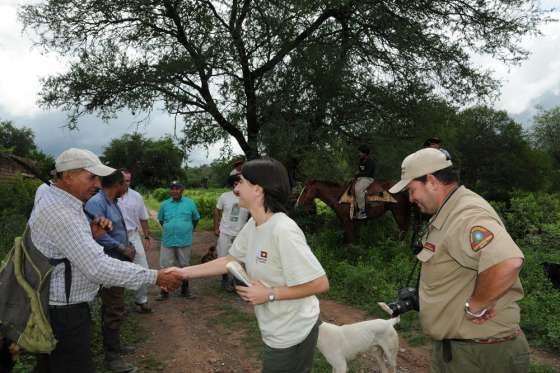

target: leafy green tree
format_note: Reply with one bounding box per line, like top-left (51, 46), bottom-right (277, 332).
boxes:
top-left (532, 106), bottom-right (560, 163)
top-left (101, 133), bottom-right (185, 188)
top-left (0, 120), bottom-right (55, 176)
top-left (0, 120), bottom-right (36, 156)
top-left (452, 106), bottom-right (548, 200)
top-left (184, 158), bottom-right (232, 188)
top-left (531, 106), bottom-right (560, 190)
top-left (21, 0), bottom-right (544, 159)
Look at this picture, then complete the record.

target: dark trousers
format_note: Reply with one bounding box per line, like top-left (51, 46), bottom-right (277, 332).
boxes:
top-left (262, 318), bottom-right (321, 373)
top-left (431, 332), bottom-right (530, 373)
top-left (100, 286), bottom-right (126, 353)
top-left (33, 303), bottom-right (93, 373)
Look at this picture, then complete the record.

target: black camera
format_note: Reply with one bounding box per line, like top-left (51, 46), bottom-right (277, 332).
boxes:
top-left (378, 287), bottom-right (419, 317)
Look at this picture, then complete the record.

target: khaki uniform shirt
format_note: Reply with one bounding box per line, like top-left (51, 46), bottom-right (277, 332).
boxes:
top-left (417, 186), bottom-right (524, 340)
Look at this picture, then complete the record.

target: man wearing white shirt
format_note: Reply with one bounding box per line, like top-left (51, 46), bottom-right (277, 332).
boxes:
top-left (118, 169), bottom-right (153, 313)
top-left (213, 174), bottom-right (249, 290)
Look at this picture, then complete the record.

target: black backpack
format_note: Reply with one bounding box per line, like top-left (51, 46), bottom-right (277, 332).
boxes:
top-left (0, 226), bottom-right (70, 353)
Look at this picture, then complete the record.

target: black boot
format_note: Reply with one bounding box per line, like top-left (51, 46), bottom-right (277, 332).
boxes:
top-left (180, 280), bottom-right (195, 299)
top-left (103, 330), bottom-right (137, 372)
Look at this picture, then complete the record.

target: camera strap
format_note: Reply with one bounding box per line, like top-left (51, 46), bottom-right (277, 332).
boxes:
top-left (404, 258), bottom-right (420, 288)
top-left (405, 185), bottom-right (461, 289)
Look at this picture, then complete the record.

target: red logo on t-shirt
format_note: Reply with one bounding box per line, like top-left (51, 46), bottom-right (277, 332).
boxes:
top-left (256, 249), bottom-right (268, 263)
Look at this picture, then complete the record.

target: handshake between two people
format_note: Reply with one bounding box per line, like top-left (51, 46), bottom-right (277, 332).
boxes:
top-left (155, 267), bottom-right (186, 292)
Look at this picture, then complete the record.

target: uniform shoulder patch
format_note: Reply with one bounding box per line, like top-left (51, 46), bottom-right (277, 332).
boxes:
top-left (469, 226), bottom-right (494, 251)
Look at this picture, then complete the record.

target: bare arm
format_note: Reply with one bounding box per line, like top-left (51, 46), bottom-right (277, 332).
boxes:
top-left (467, 257), bottom-right (523, 323)
top-left (140, 219), bottom-right (150, 238)
top-left (237, 275), bottom-right (329, 305)
top-left (213, 208), bottom-right (222, 236)
top-left (178, 255), bottom-right (233, 278)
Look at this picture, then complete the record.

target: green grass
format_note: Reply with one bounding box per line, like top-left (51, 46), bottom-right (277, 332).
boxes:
top-left (148, 218), bottom-right (162, 239)
top-left (529, 362), bottom-right (559, 373)
top-left (144, 194), bottom-right (161, 212)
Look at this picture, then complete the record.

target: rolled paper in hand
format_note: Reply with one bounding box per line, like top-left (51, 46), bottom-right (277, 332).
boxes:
top-left (226, 261), bottom-right (252, 287)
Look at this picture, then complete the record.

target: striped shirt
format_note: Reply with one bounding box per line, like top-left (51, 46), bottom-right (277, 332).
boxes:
top-left (29, 185), bottom-right (157, 305)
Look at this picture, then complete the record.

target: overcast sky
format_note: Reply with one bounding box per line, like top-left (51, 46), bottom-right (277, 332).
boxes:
top-left (1, 0), bottom-right (559, 164)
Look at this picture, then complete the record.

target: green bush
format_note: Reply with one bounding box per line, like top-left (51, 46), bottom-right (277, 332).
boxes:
top-left (151, 187), bottom-right (170, 202)
top-left (517, 234), bottom-right (560, 351)
top-left (0, 175), bottom-right (40, 258)
top-left (494, 192), bottom-right (560, 240)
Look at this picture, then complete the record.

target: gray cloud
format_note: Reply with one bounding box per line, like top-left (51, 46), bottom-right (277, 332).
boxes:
top-left (0, 108), bottom-right (231, 165)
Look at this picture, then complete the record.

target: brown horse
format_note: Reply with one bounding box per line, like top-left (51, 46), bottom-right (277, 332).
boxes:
top-left (295, 180), bottom-right (410, 243)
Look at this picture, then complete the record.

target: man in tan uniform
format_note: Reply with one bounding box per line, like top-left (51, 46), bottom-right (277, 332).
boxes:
top-left (389, 148), bottom-right (529, 373)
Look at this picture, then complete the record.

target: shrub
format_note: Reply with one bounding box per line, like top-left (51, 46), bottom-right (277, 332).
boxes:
top-left (0, 175), bottom-right (40, 258)
top-left (151, 187), bottom-right (170, 202)
top-left (496, 192), bottom-right (560, 240)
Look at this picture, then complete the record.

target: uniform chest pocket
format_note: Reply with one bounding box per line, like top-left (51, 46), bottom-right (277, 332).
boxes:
top-left (419, 242), bottom-right (457, 288)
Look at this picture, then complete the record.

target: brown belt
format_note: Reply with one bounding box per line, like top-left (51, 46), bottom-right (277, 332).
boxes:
top-left (441, 327), bottom-right (521, 362)
top-left (470, 327), bottom-right (521, 344)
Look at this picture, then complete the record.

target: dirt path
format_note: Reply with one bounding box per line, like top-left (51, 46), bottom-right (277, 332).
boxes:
top-left (127, 228), bottom-right (559, 372)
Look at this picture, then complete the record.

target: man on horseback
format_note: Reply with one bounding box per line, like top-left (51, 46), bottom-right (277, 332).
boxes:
top-left (423, 136), bottom-right (451, 160)
top-left (354, 144), bottom-right (376, 219)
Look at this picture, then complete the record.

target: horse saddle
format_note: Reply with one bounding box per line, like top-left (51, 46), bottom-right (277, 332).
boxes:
top-left (339, 180), bottom-right (397, 205)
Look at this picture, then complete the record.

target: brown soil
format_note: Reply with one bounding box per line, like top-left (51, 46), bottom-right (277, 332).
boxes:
top-left (127, 229), bottom-right (560, 373)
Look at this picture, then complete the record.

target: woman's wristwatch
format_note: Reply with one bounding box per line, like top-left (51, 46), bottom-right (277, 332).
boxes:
top-left (268, 288), bottom-right (276, 303)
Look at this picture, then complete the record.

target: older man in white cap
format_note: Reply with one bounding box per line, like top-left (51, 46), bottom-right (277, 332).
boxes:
top-left (30, 148), bottom-right (182, 373)
top-left (389, 148), bottom-right (528, 373)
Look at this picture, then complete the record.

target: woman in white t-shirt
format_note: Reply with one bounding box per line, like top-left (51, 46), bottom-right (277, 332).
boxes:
top-left (178, 158), bottom-right (329, 373)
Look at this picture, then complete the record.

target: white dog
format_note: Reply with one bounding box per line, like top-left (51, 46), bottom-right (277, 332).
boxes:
top-left (317, 316), bottom-right (400, 373)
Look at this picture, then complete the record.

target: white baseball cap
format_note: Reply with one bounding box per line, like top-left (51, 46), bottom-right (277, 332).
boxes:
top-left (55, 148), bottom-right (115, 176)
top-left (389, 148), bottom-right (452, 194)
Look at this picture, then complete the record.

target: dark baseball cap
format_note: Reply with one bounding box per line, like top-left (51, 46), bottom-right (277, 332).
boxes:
top-left (170, 180), bottom-right (185, 188)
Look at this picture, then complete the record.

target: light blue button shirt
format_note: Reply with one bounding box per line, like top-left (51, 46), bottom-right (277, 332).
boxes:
top-left (157, 197), bottom-right (200, 247)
